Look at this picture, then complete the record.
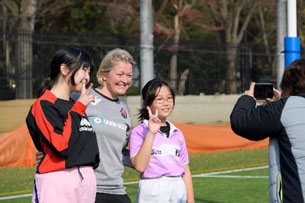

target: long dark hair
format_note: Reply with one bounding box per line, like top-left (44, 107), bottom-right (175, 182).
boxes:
top-left (37, 47), bottom-right (94, 97)
top-left (138, 78), bottom-right (175, 121)
top-left (281, 59), bottom-right (305, 97)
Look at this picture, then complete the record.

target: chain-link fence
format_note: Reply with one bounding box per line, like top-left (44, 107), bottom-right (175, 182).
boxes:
top-left (0, 31), bottom-right (278, 100)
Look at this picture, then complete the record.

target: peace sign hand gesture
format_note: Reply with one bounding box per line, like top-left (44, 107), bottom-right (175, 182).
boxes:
top-left (77, 80), bottom-right (95, 106)
top-left (147, 106), bottom-right (161, 135)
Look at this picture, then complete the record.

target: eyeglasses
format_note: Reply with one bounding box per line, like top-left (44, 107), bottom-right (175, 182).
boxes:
top-left (154, 96), bottom-right (174, 104)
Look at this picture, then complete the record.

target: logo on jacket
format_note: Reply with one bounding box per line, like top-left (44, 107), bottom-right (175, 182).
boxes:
top-left (80, 118), bottom-right (91, 126)
top-left (79, 118), bottom-right (94, 132)
top-left (120, 108), bottom-right (127, 119)
top-left (92, 117), bottom-right (104, 124)
top-left (151, 144), bottom-right (181, 157)
top-left (151, 149), bottom-right (162, 155)
top-left (91, 96), bottom-right (101, 106)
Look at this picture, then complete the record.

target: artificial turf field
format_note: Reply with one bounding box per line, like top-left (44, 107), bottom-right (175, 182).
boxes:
top-left (0, 147), bottom-right (269, 203)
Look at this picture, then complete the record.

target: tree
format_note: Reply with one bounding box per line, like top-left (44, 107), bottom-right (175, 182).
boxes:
top-left (249, 2), bottom-right (276, 77)
top-left (297, 0), bottom-right (305, 56)
top-left (0, 0), bottom-right (36, 99)
top-left (154, 0), bottom-right (198, 92)
top-left (0, 0), bottom-right (280, 97)
top-left (34, 0), bottom-right (140, 35)
top-left (204, 0), bottom-right (259, 93)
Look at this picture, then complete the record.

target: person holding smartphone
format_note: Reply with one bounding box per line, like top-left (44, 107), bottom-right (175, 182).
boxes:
top-left (230, 59), bottom-right (305, 202)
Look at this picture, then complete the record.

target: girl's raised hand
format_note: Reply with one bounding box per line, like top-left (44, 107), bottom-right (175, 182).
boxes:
top-left (77, 80), bottom-right (95, 106)
top-left (147, 106), bottom-right (161, 135)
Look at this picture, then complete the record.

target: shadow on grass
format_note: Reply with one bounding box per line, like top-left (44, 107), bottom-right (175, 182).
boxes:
top-left (195, 198), bottom-right (220, 203)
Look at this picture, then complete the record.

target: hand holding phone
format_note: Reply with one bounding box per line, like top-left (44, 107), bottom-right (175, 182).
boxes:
top-left (254, 83), bottom-right (273, 100)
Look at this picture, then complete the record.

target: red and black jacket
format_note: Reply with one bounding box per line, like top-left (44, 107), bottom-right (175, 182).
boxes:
top-left (26, 90), bottom-right (99, 173)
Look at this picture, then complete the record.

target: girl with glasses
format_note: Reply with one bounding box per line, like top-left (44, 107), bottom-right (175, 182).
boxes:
top-left (129, 78), bottom-right (194, 203)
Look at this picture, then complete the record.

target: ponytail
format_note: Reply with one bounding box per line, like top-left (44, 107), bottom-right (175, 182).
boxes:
top-left (37, 77), bottom-right (52, 97)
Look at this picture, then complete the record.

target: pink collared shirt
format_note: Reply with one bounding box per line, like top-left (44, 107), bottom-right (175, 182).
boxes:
top-left (129, 120), bottom-right (189, 179)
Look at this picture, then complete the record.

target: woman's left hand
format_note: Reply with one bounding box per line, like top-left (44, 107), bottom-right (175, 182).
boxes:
top-left (243, 82), bottom-right (255, 98)
top-left (266, 88), bottom-right (281, 102)
top-left (36, 151), bottom-right (44, 164)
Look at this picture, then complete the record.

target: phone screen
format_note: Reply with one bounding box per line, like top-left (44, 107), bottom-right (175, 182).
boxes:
top-left (254, 83), bottom-right (273, 99)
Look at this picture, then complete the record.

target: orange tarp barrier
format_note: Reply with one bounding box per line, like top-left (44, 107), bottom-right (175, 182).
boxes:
top-left (0, 124), bottom-right (37, 167)
top-left (173, 122), bottom-right (268, 154)
top-left (0, 123), bottom-right (268, 167)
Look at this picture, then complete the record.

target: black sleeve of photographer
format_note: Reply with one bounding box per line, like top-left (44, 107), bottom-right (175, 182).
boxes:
top-left (230, 95), bottom-right (285, 141)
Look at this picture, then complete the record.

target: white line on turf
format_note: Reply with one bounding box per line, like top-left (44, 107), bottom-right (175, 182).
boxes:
top-left (0, 194), bottom-right (32, 200)
top-left (192, 165), bottom-right (268, 177)
top-left (200, 175), bottom-right (268, 178)
top-left (0, 165), bottom-right (268, 200)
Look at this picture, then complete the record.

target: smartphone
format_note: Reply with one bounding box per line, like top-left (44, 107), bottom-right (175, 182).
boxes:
top-left (254, 83), bottom-right (273, 99)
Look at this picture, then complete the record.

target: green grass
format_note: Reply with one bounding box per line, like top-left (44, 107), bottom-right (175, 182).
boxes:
top-left (0, 147), bottom-right (269, 203)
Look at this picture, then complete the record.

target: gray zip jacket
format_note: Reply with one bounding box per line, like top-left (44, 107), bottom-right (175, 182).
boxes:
top-left (231, 94), bottom-right (305, 203)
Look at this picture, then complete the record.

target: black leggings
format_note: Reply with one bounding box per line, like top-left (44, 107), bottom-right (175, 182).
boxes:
top-left (95, 193), bottom-right (131, 203)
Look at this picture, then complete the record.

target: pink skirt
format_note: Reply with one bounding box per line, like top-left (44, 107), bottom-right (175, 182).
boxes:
top-left (32, 166), bottom-right (96, 203)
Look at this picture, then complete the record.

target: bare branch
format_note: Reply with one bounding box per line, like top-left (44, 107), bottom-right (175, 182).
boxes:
top-left (236, 2), bottom-right (259, 43)
top-left (155, 0), bottom-right (168, 23)
top-left (2, 0), bottom-right (19, 17)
